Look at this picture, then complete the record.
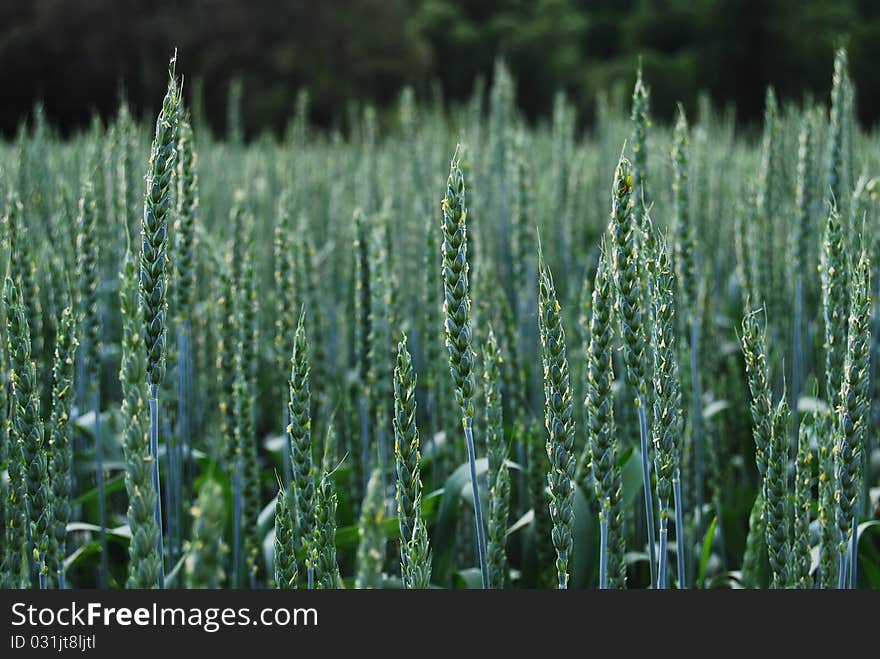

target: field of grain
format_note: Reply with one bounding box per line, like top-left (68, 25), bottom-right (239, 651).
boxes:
top-left (1, 51), bottom-right (878, 590)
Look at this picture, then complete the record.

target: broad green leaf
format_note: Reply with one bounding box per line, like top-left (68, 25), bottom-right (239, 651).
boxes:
top-left (165, 553), bottom-right (189, 587)
top-left (856, 520), bottom-right (880, 588)
top-left (698, 516), bottom-right (718, 588)
top-left (430, 457), bottom-right (490, 585)
top-left (63, 525), bottom-right (131, 571)
top-left (66, 522), bottom-right (132, 540)
top-left (454, 568), bottom-right (483, 589)
top-left (621, 448), bottom-right (643, 508)
top-left (333, 489), bottom-right (441, 551)
top-left (569, 482), bottom-right (599, 588)
top-left (507, 510), bottom-right (533, 537)
top-left (702, 400), bottom-right (729, 420)
top-left (857, 519), bottom-right (880, 537)
top-left (71, 474), bottom-right (125, 505)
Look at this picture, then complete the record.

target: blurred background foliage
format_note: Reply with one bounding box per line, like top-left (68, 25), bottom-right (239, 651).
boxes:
top-left (2, 0), bottom-right (880, 137)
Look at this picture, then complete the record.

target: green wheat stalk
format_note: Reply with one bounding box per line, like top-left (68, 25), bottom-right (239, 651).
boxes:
top-left (740, 492), bottom-right (766, 588)
top-left (187, 480), bottom-right (227, 589)
top-left (483, 326), bottom-right (509, 589)
top-left (789, 410), bottom-right (815, 588)
top-left (672, 104), bottom-right (703, 548)
top-left (392, 335), bottom-right (434, 591)
top-left (288, 310), bottom-right (317, 585)
top-left (227, 199), bottom-right (250, 587)
top-left (139, 54), bottom-right (182, 588)
top-left (835, 249), bottom-right (870, 588)
top-left (353, 209), bottom-right (372, 492)
top-left (4, 278), bottom-right (49, 587)
top-left (440, 145), bottom-right (488, 588)
top-left (119, 238), bottom-right (161, 589)
top-left (819, 203), bottom-right (848, 587)
top-left (4, 192), bottom-right (44, 395)
top-left (311, 474), bottom-right (340, 589)
top-left (650, 240), bottom-right (686, 589)
top-left (216, 256), bottom-right (237, 466)
top-left (274, 197), bottom-right (296, 487)
top-left (739, 307), bottom-right (773, 587)
top-left (538, 251), bottom-right (576, 589)
top-left (791, 113), bottom-right (815, 451)
top-left (75, 173), bottom-right (108, 587)
top-left (234, 237), bottom-right (261, 586)
top-left (46, 306), bottom-right (78, 588)
top-left (173, 111), bottom-right (199, 540)
top-left (296, 230), bottom-right (328, 415)
top-left (355, 469), bottom-right (386, 589)
top-left (741, 308), bottom-right (772, 486)
top-left (274, 484), bottom-right (297, 590)
top-left (827, 48), bottom-right (851, 217)
top-left (0, 301), bottom-right (18, 588)
top-left (367, 216), bottom-right (392, 495)
top-left (609, 153), bottom-right (657, 585)
top-left (754, 88), bottom-right (781, 317)
top-left (393, 336), bottom-right (431, 588)
top-left (584, 252), bottom-right (626, 588)
top-left (630, 67), bottom-right (651, 228)
top-left (765, 399), bottom-right (790, 588)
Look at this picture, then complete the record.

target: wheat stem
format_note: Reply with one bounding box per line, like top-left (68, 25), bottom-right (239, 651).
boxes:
top-left (441, 145), bottom-right (488, 588)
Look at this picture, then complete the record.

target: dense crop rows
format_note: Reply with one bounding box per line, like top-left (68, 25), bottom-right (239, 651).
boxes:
top-left (1, 52), bottom-right (879, 590)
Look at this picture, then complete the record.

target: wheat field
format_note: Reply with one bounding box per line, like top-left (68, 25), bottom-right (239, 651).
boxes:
top-left (0, 51), bottom-right (878, 590)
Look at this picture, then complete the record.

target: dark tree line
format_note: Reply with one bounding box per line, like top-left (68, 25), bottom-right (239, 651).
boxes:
top-left (1, 0), bottom-right (879, 136)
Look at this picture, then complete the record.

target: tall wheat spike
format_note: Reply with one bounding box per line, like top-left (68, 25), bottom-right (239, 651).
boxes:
top-left (440, 145), bottom-right (488, 587)
top-left (139, 53), bottom-right (182, 587)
